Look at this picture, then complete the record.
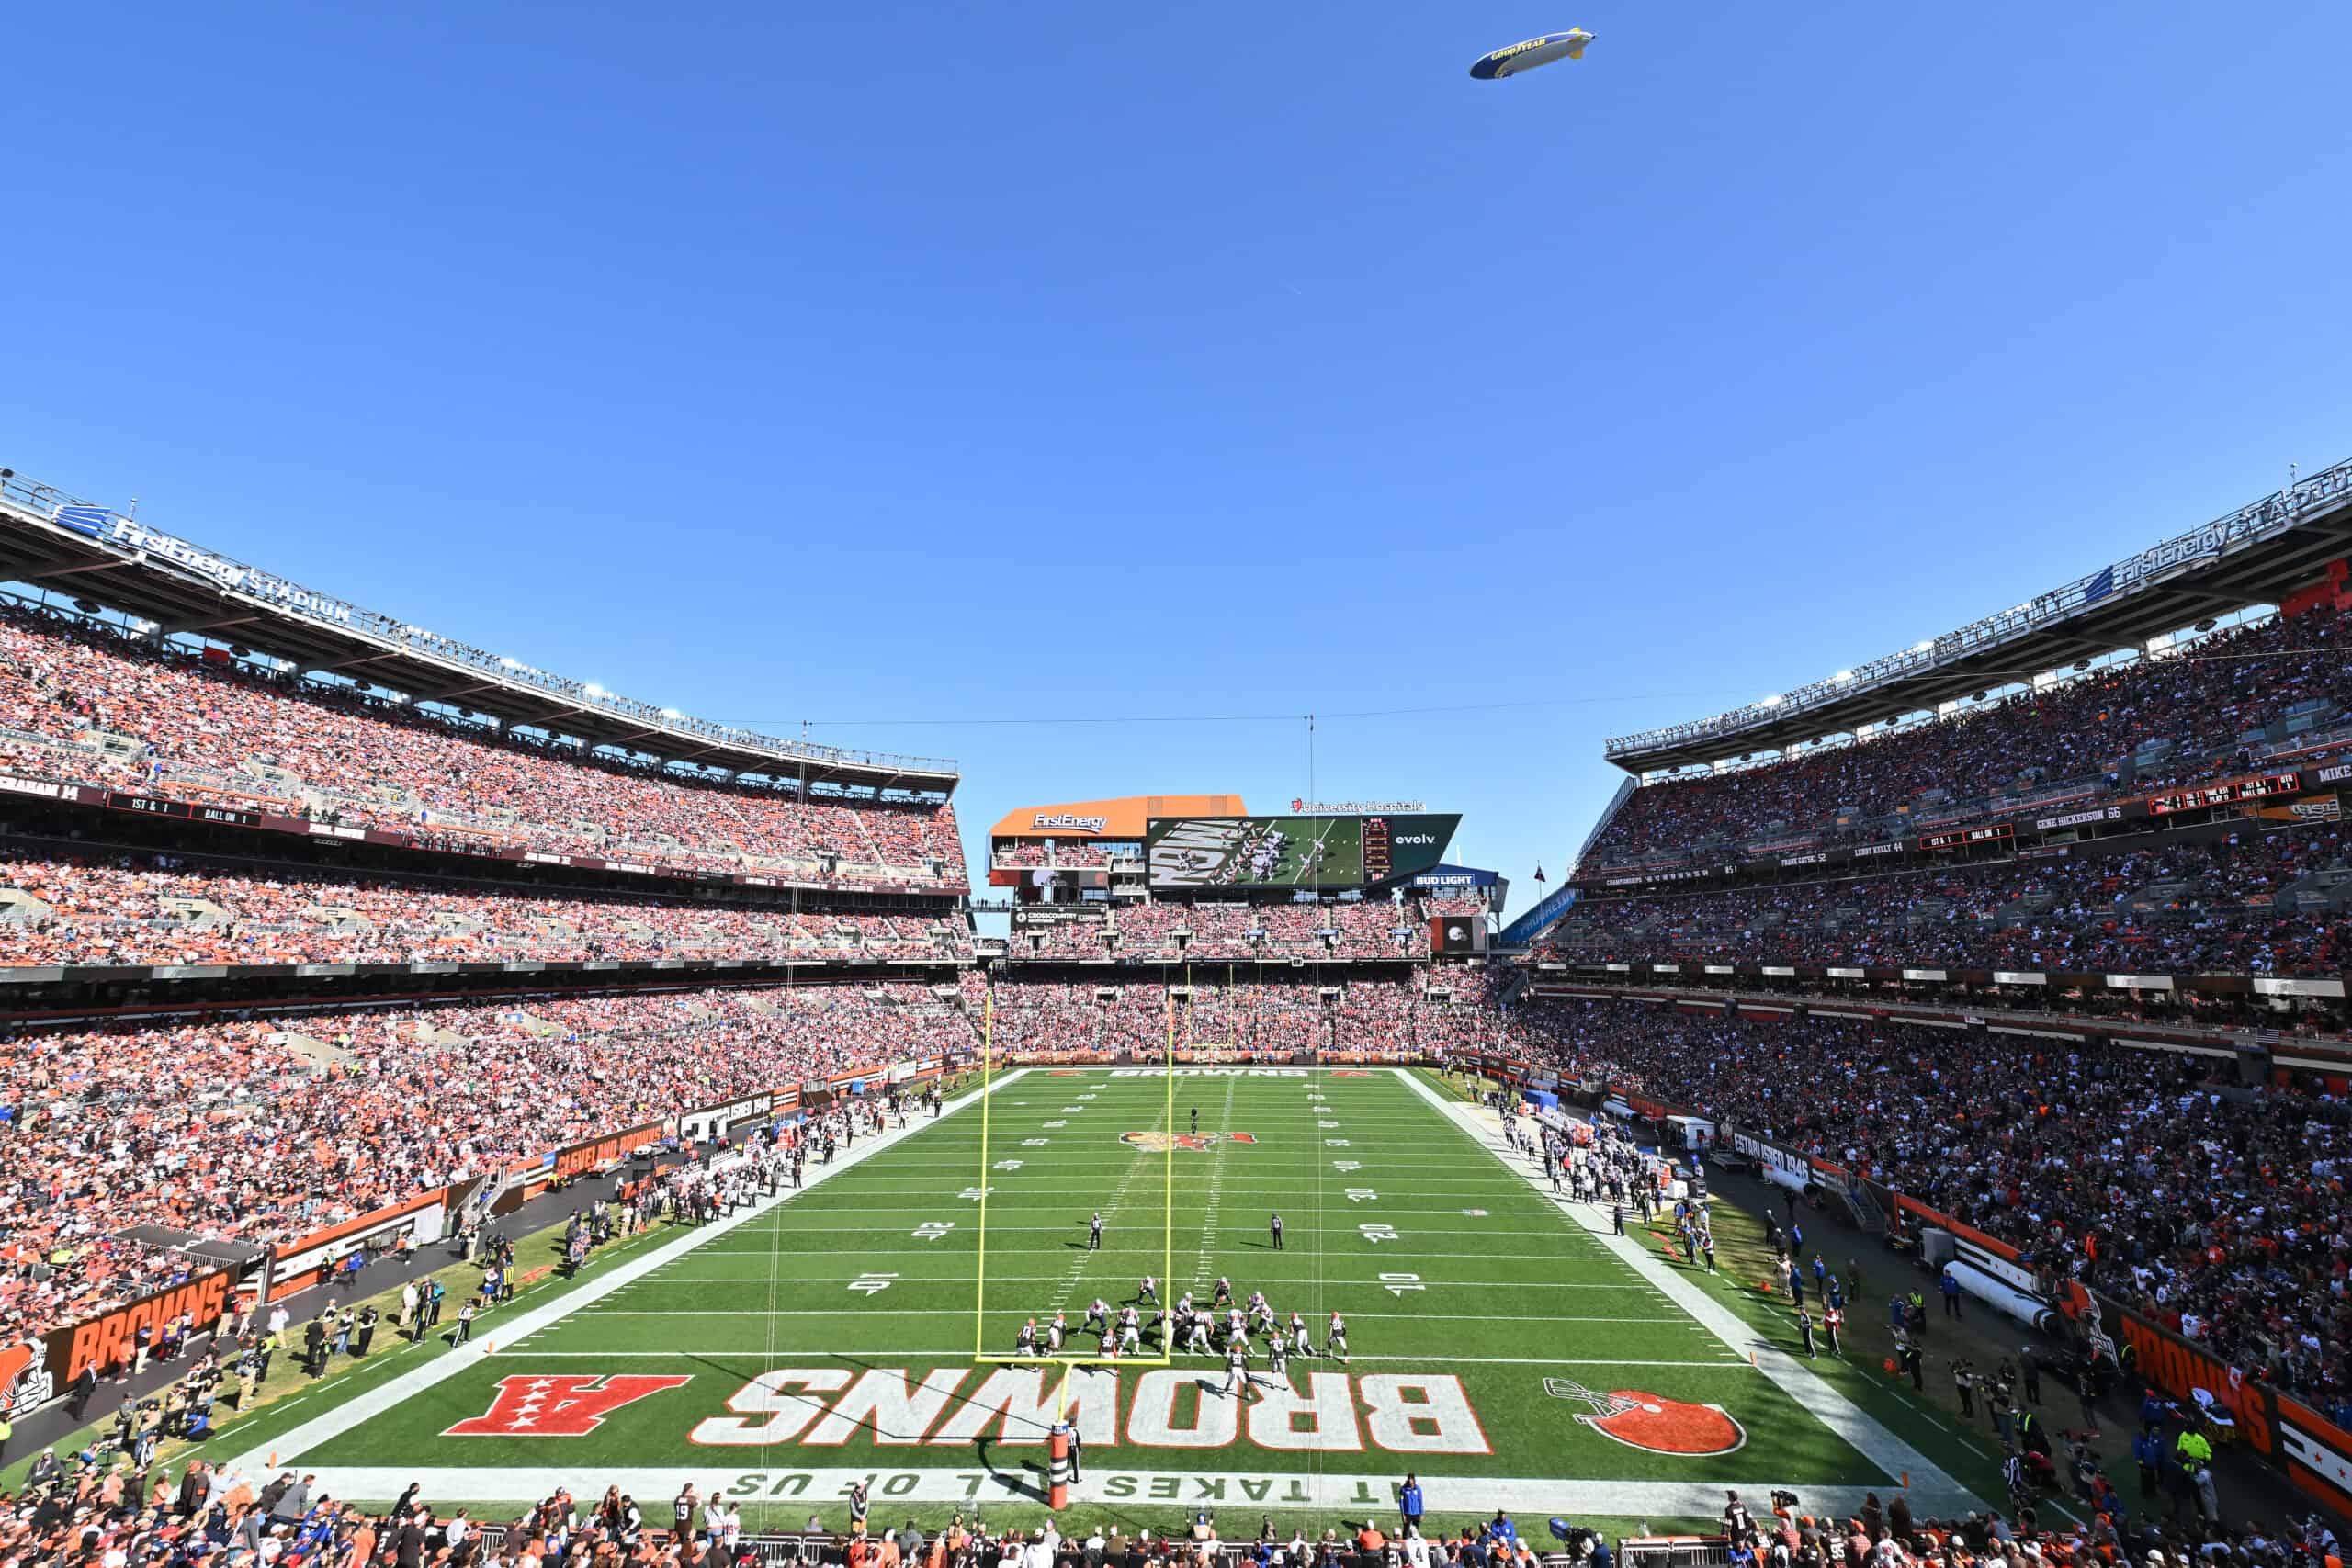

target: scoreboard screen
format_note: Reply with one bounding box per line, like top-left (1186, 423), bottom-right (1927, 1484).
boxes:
top-left (1144, 813), bottom-right (1461, 890)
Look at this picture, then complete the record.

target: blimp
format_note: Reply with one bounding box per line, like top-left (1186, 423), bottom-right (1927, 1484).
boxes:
top-left (1468, 28), bottom-right (1595, 79)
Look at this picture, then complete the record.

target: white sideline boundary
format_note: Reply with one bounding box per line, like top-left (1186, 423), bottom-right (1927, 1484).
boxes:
top-left (227, 1070), bottom-right (1029, 1473)
top-left (1393, 1067), bottom-right (1985, 1517)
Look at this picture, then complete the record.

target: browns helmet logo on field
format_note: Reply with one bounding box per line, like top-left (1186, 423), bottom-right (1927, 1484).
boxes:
top-left (1545, 1376), bottom-right (1746, 1456)
top-left (1122, 1131), bottom-right (1258, 1153)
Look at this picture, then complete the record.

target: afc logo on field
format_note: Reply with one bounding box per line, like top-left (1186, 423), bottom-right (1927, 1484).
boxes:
top-left (446, 1374), bottom-right (694, 1437)
top-left (1122, 1131), bottom-right (1258, 1154)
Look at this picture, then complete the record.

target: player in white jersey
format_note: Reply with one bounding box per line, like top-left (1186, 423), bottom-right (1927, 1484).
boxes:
top-left (1327, 1312), bottom-right (1350, 1364)
top-left (1137, 1274), bottom-right (1159, 1305)
top-left (1047, 1314), bottom-right (1067, 1354)
top-left (1118, 1308), bottom-right (1142, 1355)
top-left (1266, 1332), bottom-right (1289, 1380)
top-left (1212, 1278), bottom-right (1233, 1308)
top-left (1247, 1294), bottom-right (1274, 1335)
top-left (1084, 1298), bottom-right (1110, 1339)
top-left (1185, 1312), bottom-right (1213, 1354)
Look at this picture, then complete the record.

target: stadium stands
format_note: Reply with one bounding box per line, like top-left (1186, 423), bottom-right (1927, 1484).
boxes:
top-left (1006, 900), bottom-right (1430, 964)
top-left (1544, 824), bottom-right (2351, 977)
top-left (4, 1482), bottom-right (2268, 1568)
top-left (0, 982), bottom-right (973, 1347)
top-left (979, 972), bottom-right (1499, 1059)
top-left (0, 601), bottom-right (965, 887)
top-left (1582, 604), bottom-right (2352, 872)
top-left (0, 850), bottom-right (971, 968)
top-left (1501, 995), bottom-right (2352, 1410)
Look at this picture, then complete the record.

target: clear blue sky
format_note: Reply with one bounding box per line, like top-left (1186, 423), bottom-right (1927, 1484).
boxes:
top-left (7, 3), bottom-right (2348, 905)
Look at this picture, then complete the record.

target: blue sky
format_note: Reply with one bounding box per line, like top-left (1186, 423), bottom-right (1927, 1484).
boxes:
top-left (6, 2), bottom-right (2348, 906)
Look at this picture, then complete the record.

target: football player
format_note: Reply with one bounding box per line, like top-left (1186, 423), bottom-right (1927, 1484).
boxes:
top-left (1327, 1312), bottom-right (1350, 1365)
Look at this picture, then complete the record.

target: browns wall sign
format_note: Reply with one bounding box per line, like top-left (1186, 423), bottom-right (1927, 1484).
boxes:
top-left (46, 1266), bottom-right (237, 1387)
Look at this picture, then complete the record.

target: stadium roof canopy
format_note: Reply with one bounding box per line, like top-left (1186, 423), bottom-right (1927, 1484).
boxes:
top-left (1606, 458), bottom-right (2352, 774)
top-left (0, 469), bottom-right (958, 795)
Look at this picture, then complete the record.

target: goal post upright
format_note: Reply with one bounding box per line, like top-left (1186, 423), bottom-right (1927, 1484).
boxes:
top-left (973, 987), bottom-right (992, 1360)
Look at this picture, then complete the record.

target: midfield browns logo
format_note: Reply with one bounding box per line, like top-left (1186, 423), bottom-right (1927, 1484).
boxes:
top-left (1122, 1131), bottom-right (1258, 1153)
top-left (1544, 1376), bottom-right (1746, 1456)
top-left (445, 1373), bottom-right (693, 1437)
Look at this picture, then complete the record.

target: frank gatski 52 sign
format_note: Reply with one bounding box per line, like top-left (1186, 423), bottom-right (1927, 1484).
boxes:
top-left (447, 1366), bottom-right (1493, 1454)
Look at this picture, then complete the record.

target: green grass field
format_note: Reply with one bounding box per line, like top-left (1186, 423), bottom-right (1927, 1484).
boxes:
top-left (196, 1068), bottom-right (1985, 1535)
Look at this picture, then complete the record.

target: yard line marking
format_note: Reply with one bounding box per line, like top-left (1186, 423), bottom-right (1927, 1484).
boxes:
top-left (672, 1247), bottom-right (1639, 1261)
top-left (630, 1274), bottom-right (1657, 1290)
top-left (222, 1069), bottom-right (1027, 1472)
top-left (1393, 1067), bottom-right (1986, 1518)
top-left (1192, 1076), bottom-right (1239, 1284)
top-left (568, 1308), bottom-right (1708, 1324)
top-left (444, 1349), bottom-right (1747, 1368)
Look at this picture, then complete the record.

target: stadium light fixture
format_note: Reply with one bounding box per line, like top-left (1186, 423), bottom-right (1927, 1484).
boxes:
top-left (1833, 669), bottom-right (1855, 683)
top-left (660, 706), bottom-right (683, 719)
top-left (584, 682), bottom-right (605, 697)
top-left (1912, 639), bottom-right (1934, 652)
top-left (1759, 694), bottom-right (1783, 707)
top-left (499, 656), bottom-right (521, 668)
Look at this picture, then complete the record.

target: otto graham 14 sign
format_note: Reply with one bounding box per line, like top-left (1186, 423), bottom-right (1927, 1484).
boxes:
top-left (1144, 814), bottom-right (1460, 891)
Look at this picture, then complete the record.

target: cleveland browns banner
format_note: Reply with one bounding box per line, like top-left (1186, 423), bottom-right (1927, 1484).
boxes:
top-left (2087, 1288), bottom-right (2352, 1516)
top-left (5, 1262), bottom-right (241, 1409)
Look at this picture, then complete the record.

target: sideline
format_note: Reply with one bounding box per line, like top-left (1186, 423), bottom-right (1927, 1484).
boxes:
top-left (1392, 1068), bottom-right (1985, 1517)
top-left (226, 1071), bottom-right (1027, 1474)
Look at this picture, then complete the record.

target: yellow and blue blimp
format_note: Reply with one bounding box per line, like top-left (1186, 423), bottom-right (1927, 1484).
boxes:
top-left (1468, 28), bottom-right (1595, 79)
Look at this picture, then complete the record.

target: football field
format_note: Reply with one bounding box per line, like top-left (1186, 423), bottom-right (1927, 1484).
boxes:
top-left (218, 1069), bottom-right (1981, 1531)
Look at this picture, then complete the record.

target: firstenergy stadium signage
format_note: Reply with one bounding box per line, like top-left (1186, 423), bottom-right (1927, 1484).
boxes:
top-left (1033, 813), bottom-right (1108, 834)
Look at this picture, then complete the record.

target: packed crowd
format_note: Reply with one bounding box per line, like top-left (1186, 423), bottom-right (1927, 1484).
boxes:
top-left (7, 1450), bottom-right (2335, 1568)
top-left (1546, 826), bottom-right (2352, 976)
top-left (994, 840), bottom-right (1130, 868)
top-left (978, 975), bottom-right (1500, 1058)
top-left (1008, 902), bottom-right (1431, 964)
top-left (0, 601), bottom-right (966, 884)
top-left (0, 850), bottom-right (972, 968)
top-left (1508, 997), bottom-right (2352, 1414)
top-left (0, 981), bottom-right (976, 1347)
top-left (1585, 603), bottom-right (2352, 870)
